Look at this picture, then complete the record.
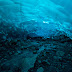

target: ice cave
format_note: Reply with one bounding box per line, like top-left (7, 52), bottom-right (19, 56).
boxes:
top-left (0, 0), bottom-right (72, 72)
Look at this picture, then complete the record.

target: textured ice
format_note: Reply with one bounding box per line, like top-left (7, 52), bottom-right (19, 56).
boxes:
top-left (0, 0), bottom-right (72, 72)
top-left (0, 0), bottom-right (72, 39)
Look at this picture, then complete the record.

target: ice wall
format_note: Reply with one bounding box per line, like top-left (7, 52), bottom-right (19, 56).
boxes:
top-left (0, 0), bottom-right (72, 39)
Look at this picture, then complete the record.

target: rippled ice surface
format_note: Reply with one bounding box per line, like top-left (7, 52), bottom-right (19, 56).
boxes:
top-left (0, 0), bottom-right (72, 39)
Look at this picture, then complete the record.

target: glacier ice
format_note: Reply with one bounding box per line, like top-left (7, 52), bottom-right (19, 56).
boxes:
top-left (0, 0), bottom-right (72, 39)
top-left (0, 0), bottom-right (72, 72)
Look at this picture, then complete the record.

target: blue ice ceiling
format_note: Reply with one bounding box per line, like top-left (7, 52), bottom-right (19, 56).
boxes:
top-left (0, 0), bottom-right (72, 39)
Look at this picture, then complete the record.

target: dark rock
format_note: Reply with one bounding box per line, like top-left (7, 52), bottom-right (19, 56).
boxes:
top-left (33, 50), bottom-right (37, 54)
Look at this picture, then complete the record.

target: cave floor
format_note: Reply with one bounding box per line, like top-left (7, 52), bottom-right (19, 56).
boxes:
top-left (0, 36), bottom-right (72, 72)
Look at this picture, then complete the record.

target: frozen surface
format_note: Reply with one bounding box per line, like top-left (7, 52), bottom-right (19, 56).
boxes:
top-left (0, 0), bottom-right (72, 39)
top-left (0, 1), bottom-right (72, 72)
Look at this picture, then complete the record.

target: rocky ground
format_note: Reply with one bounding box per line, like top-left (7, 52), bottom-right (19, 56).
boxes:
top-left (0, 22), bottom-right (72, 72)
